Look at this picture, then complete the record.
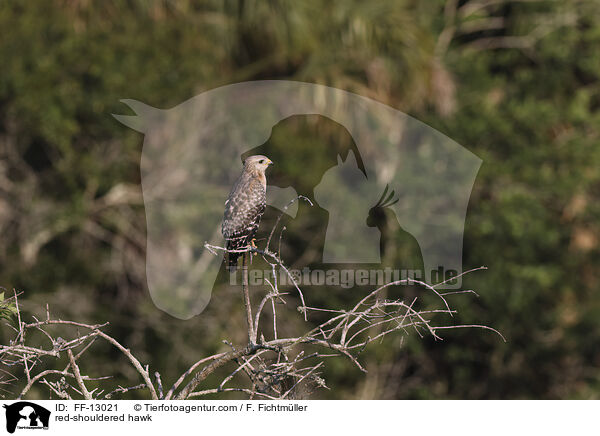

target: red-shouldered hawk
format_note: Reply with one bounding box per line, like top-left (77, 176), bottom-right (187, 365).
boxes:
top-left (222, 155), bottom-right (273, 270)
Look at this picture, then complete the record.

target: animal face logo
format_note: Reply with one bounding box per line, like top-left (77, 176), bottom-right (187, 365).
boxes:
top-left (114, 81), bottom-right (481, 319)
top-left (3, 402), bottom-right (50, 433)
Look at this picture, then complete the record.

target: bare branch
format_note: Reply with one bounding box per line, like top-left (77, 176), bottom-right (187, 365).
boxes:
top-left (3, 197), bottom-right (501, 401)
top-left (67, 349), bottom-right (92, 400)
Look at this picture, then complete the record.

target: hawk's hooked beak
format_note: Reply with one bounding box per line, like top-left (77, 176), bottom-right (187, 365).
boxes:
top-left (266, 159), bottom-right (273, 166)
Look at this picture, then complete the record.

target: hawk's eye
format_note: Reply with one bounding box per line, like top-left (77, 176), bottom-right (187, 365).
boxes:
top-left (259, 159), bottom-right (264, 164)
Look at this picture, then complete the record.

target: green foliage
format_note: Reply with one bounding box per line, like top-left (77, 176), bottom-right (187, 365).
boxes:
top-left (0, 292), bottom-right (17, 321)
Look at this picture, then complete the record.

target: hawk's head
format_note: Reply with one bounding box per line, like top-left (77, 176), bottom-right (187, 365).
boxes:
top-left (244, 155), bottom-right (273, 174)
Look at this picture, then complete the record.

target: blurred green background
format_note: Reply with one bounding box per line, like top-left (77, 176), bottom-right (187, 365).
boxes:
top-left (1, 0), bottom-right (599, 399)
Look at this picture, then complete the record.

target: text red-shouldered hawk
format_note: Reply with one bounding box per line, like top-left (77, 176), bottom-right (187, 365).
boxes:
top-left (222, 155), bottom-right (273, 270)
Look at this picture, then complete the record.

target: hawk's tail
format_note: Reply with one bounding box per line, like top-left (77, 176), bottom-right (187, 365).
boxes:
top-left (225, 236), bottom-right (246, 272)
top-left (226, 252), bottom-right (240, 272)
